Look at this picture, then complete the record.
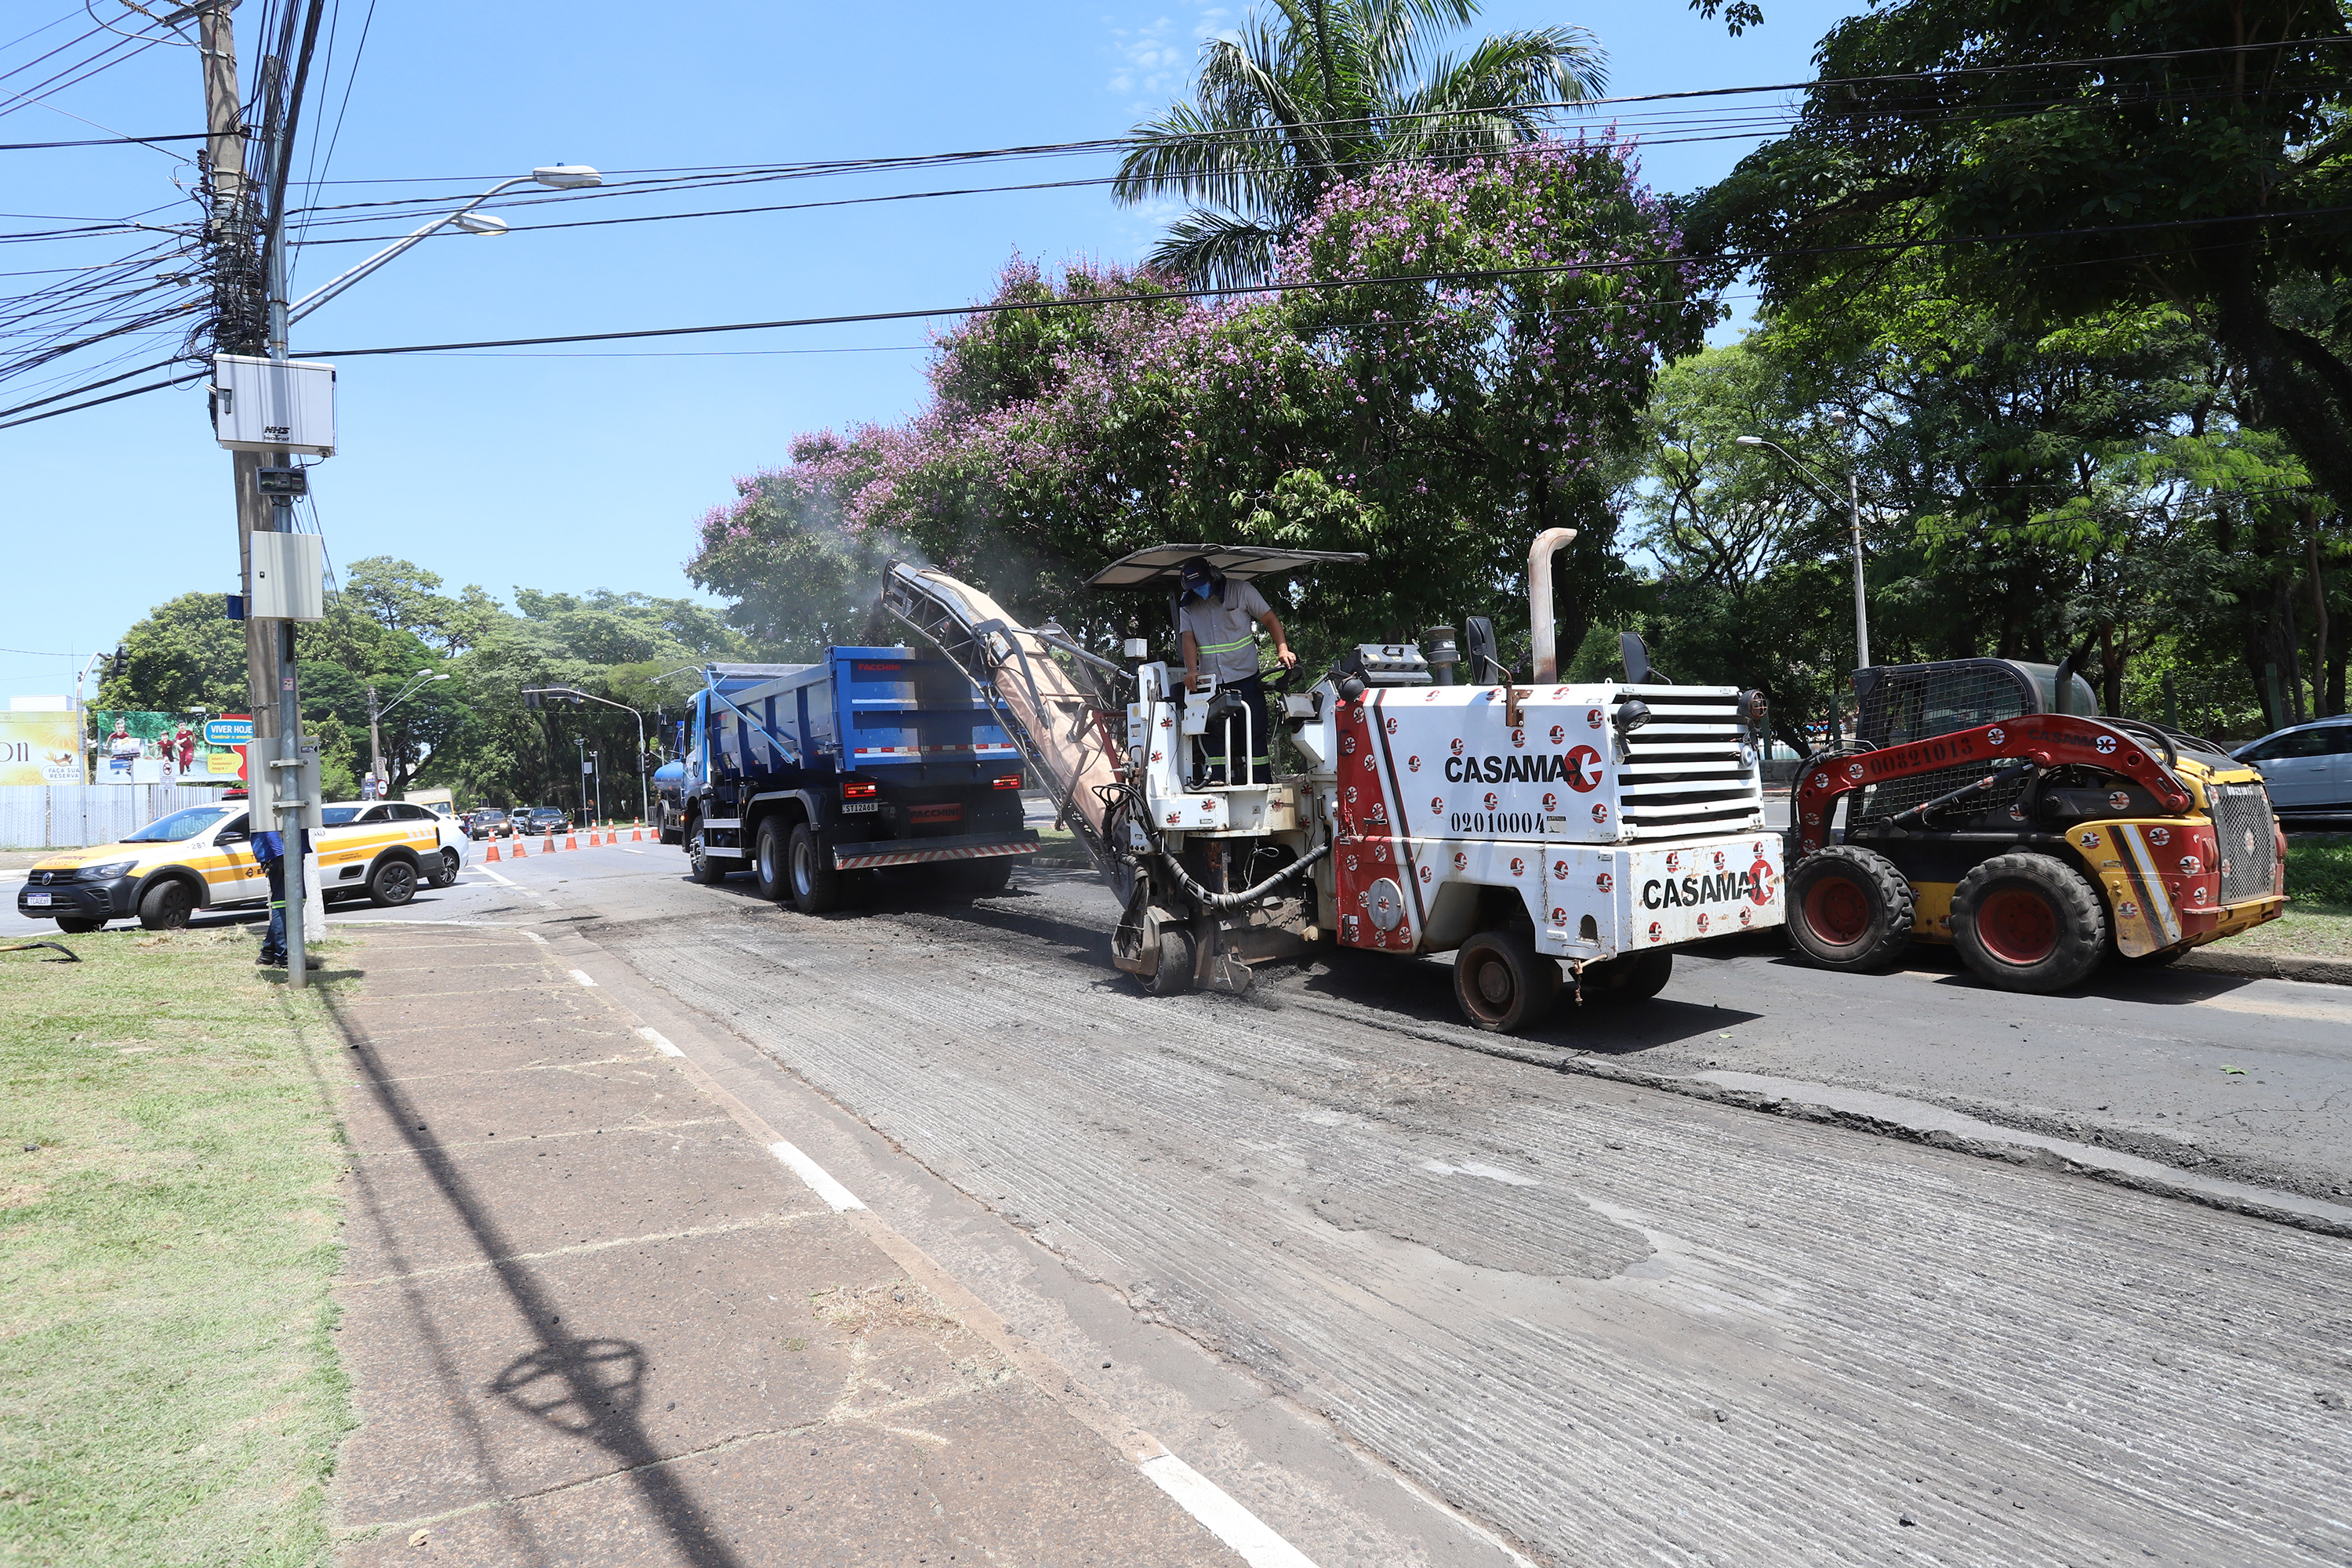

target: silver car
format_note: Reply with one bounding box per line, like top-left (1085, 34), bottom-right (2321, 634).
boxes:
top-left (2233, 717), bottom-right (2352, 813)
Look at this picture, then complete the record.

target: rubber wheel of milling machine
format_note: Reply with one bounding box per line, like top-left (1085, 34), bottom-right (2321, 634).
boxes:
top-left (1453, 928), bottom-right (1560, 1033)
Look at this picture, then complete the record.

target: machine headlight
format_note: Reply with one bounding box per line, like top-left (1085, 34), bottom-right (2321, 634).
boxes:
top-left (1612, 699), bottom-right (1651, 735)
top-left (78, 860), bottom-right (136, 880)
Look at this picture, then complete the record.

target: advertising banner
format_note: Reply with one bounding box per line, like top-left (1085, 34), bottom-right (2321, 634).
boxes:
top-left (93, 710), bottom-right (249, 785)
top-left (0, 712), bottom-right (82, 786)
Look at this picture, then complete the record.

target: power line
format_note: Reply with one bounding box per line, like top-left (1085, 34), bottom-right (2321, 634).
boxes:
top-left (0, 129), bottom-right (210, 149)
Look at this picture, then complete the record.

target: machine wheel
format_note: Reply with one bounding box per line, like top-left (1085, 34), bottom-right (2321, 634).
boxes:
top-left (688, 825), bottom-right (725, 884)
top-left (56, 916), bottom-right (106, 934)
top-left (136, 878), bottom-right (195, 931)
top-left (1453, 929), bottom-right (1560, 1033)
top-left (2114, 944), bottom-right (2186, 968)
top-left (427, 849), bottom-right (459, 888)
top-left (1581, 949), bottom-right (1673, 1003)
top-left (1785, 844), bottom-right (1914, 971)
top-left (753, 819), bottom-right (786, 902)
top-left (367, 857), bottom-right (418, 909)
top-left (1141, 926), bottom-right (1195, 996)
top-left (787, 823), bottom-right (841, 915)
top-left (1951, 852), bottom-right (2107, 993)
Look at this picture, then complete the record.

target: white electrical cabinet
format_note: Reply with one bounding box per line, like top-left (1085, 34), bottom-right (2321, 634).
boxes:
top-left (212, 354), bottom-right (336, 456)
top-left (249, 531), bottom-right (325, 621)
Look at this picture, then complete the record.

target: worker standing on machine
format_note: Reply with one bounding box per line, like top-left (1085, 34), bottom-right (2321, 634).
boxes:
top-left (1178, 556), bottom-right (1298, 784)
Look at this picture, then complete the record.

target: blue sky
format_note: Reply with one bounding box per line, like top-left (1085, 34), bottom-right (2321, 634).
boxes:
top-left (1, 0), bottom-right (1854, 705)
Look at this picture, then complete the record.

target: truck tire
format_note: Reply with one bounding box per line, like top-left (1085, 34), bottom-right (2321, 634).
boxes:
top-left (1581, 949), bottom-right (1672, 1002)
top-left (1786, 844), bottom-right (1914, 971)
top-left (1951, 852), bottom-right (2107, 993)
top-left (688, 825), bottom-right (725, 885)
top-left (56, 915), bottom-right (106, 934)
top-left (136, 877), bottom-right (196, 931)
top-left (753, 818), bottom-right (786, 902)
top-left (786, 822), bottom-right (841, 915)
top-left (1453, 929), bottom-right (1559, 1033)
top-left (967, 859), bottom-right (1014, 898)
top-left (367, 856), bottom-right (418, 908)
top-left (1141, 926), bottom-right (1194, 996)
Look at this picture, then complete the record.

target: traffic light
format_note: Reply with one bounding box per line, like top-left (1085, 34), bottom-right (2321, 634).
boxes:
top-left (107, 645), bottom-right (126, 681)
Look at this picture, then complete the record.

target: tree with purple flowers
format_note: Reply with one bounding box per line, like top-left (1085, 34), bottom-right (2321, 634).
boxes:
top-left (688, 138), bottom-right (1708, 667)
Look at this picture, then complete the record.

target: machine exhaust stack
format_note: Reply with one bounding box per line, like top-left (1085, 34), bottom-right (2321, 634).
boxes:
top-left (1527, 528), bottom-right (1580, 681)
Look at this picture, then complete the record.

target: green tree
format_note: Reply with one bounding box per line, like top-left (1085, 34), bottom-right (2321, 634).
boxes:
top-left (1693, 0), bottom-right (2352, 521)
top-left (1113, 0), bottom-right (1605, 285)
top-left (96, 591), bottom-right (249, 716)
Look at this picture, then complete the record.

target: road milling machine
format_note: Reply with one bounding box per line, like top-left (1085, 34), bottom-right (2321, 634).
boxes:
top-left (880, 529), bottom-right (1786, 1033)
top-left (1782, 656), bottom-right (2290, 993)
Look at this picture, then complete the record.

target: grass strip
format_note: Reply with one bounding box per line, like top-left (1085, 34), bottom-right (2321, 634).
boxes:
top-left (0, 925), bottom-right (356, 1567)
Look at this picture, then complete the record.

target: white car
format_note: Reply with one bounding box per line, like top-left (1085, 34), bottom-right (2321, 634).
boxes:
top-left (316, 799), bottom-right (472, 899)
top-left (2232, 718), bottom-right (2352, 813)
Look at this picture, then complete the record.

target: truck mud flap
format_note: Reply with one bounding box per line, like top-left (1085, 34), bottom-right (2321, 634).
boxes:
top-left (831, 830), bottom-right (1042, 871)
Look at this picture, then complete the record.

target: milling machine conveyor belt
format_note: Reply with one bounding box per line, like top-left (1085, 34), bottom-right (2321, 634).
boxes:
top-left (880, 561), bottom-right (1128, 890)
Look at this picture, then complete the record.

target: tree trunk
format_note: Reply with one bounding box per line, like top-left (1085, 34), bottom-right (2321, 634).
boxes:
top-left (2212, 249), bottom-right (2352, 528)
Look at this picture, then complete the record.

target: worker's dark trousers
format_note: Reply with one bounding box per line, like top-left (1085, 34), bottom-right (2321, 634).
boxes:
top-left (259, 855), bottom-right (286, 960)
top-left (1200, 673), bottom-right (1272, 785)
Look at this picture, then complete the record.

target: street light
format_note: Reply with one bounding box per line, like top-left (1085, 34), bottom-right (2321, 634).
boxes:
top-left (524, 685), bottom-right (652, 823)
top-left (368, 667), bottom-right (450, 797)
top-left (287, 164), bottom-right (603, 325)
top-left (1736, 433), bottom-right (1872, 670)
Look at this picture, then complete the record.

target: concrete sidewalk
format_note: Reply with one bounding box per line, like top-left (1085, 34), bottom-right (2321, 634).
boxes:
top-left (321, 921), bottom-right (1248, 1566)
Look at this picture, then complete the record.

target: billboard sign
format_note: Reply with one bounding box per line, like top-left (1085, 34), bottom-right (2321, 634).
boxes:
top-left (93, 710), bottom-right (249, 785)
top-left (0, 712), bottom-right (82, 786)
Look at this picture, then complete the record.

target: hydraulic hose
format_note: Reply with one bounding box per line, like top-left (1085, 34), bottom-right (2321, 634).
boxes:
top-left (1155, 838), bottom-right (1332, 912)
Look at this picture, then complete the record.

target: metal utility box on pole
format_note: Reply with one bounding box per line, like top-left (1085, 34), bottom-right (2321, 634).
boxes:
top-left (211, 354), bottom-right (336, 455)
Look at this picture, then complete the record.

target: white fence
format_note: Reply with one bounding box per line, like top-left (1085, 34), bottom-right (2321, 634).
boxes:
top-left (0, 784), bottom-right (227, 849)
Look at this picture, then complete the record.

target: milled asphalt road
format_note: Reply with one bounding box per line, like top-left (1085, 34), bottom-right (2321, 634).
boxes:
top-left (251, 832), bottom-right (2352, 1567)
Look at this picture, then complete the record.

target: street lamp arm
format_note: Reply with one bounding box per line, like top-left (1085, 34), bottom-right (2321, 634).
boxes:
top-left (287, 176), bottom-right (537, 326)
top-left (1740, 433), bottom-right (1874, 671)
top-left (529, 686), bottom-right (651, 824)
top-left (1738, 437), bottom-right (1845, 513)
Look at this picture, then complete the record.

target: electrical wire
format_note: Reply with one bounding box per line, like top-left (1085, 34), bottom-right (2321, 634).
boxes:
top-left (0, 130), bottom-right (209, 149)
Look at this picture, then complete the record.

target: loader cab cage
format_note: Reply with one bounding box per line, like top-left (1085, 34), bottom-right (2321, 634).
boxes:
top-left (1852, 659), bottom-right (2099, 750)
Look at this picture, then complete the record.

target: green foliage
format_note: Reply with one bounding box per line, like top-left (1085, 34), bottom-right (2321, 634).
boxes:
top-left (99, 560), bottom-right (735, 813)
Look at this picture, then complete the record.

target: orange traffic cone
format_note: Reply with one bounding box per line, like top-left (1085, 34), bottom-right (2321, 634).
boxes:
top-left (564, 830), bottom-right (579, 851)
top-left (631, 824), bottom-right (644, 842)
top-left (544, 833), bottom-right (557, 853)
top-left (485, 838), bottom-right (501, 862)
top-left (511, 836), bottom-right (526, 857)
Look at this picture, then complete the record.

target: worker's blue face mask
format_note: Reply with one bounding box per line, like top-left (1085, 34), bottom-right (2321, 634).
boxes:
top-left (1189, 579), bottom-right (1214, 599)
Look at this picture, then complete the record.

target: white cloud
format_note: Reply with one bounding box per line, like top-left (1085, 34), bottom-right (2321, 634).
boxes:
top-left (1105, 6), bottom-right (1236, 100)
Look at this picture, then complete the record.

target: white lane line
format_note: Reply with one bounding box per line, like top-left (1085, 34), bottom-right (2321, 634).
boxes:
top-left (767, 1141), bottom-right (864, 1211)
top-left (616, 845), bottom-right (645, 855)
top-left (521, 931), bottom-right (550, 946)
top-left (1138, 1453), bottom-right (1319, 1568)
top-left (477, 866), bottom-right (517, 887)
top-left (636, 1025), bottom-right (684, 1058)
top-left (568, 968), bottom-right (597, 988)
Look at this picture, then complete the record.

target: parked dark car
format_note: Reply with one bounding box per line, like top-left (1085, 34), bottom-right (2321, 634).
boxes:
top-left (521, 807), bottom-right (570, 837)
top-left (468, 806), bottom-right (510, 840)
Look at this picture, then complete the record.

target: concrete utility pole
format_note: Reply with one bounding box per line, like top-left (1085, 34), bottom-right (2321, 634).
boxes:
top-left (367, 682), bottom-right (382, 793)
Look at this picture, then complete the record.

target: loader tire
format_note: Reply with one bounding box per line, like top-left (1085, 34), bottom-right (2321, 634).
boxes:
top-left (1951, 852), bottom-right (2107, 994)
top-left (787, 823), bottom-right (841, 915)
top-left (1454, 929), bottom-right (1560, 1034)
top-left (1786, 844), bottom-right (1914, 972)
top-left (753, 818), bottom-right (786, 902)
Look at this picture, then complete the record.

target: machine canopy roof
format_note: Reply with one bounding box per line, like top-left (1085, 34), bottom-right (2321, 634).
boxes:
top-left (1086, 544), bottom-right (1369, 590)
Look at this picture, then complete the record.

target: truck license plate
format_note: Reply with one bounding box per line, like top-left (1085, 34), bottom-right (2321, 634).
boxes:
top-left (841, 800), bottom-right (879, 814)
top-left (26, 891), bottom-right (52, 906)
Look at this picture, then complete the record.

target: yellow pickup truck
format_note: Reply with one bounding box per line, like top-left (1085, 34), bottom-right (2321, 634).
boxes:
top-left (16, 798), bottom-right (467, 933)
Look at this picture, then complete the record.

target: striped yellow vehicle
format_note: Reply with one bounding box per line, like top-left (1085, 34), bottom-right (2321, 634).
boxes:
top-left (16, 797), bottom-right (466, 934)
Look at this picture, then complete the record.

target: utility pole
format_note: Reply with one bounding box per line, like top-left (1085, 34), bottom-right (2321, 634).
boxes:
top-left (367, 682), bottom-right (382, 796)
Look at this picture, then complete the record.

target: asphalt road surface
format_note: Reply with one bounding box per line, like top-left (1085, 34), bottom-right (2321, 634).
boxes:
top-left (53, 837), bottom-right (2352, 1564)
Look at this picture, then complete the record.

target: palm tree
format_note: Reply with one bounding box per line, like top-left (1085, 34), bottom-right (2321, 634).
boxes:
top-left (1112, 0), bottom-right (1607, 289)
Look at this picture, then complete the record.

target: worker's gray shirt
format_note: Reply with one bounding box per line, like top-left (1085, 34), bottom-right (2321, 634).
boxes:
top-left (1181, 581), bottom-right (1272, 683)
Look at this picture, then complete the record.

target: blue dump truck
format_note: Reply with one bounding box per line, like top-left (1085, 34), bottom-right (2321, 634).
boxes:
top-left (676, 652), bottom-right (1038, 912)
